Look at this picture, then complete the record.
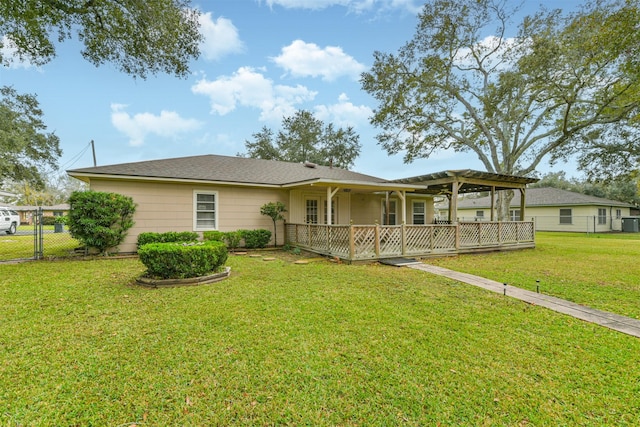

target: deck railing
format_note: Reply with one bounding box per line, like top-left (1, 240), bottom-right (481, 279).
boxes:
top-left (284, 221), bottom-right (535, 261)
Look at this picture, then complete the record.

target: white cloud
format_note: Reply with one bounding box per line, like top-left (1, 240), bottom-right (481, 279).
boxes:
top-left (314, 93), bottom-right (372, 127)
top-left (191, 67), bottom-right (317, 122)
top-left (272, 40), bottom-right (366, 82)
top-left (1, 36), bottom-right (36, 70)
top-left (198, 12), bottom-right (244, 61)
top-left (110, 104), bottom-right (203, 146)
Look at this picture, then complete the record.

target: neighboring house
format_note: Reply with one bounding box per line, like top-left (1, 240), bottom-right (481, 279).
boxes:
top-left (67, 155), bottom-right (537, 259)
top-left (441, 187), bottom-right (636, 233)
top-left (0, 204), bottom-right (70, 225)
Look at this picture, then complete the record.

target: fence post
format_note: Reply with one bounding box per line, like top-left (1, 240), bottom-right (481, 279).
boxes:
top-left (326, 225), bottom-right (330, 253)
top-left (374, 223), bottom-right (380, 257)
top-left (401, 223), bottom-right (407, 255)
top-left (349, 223), bottom-right (355, 260)
top-left (455, 223), bottom-right (460, 250)
top-left (34, 207), bottom-right (44, 260)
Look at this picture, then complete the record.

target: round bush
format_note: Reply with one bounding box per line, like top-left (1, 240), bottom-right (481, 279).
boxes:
top-left (138, 240), bottom-right (228, 279)
top-left (137, 231), bottom-right (199, 248)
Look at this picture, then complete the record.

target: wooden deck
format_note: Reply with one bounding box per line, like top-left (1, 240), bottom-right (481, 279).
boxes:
top-left (284, 221), bottom-right (535, 262)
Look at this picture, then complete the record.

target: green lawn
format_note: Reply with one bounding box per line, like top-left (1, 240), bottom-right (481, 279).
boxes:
top-left (0, 231), bottom-right (79, 260)
top-left (426, 232), bottom-right (640, 319)
top-left (1, 250), bottom-right (639, 426)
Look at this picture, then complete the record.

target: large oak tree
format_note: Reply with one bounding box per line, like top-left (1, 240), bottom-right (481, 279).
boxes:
top-left (361, 0), bottom-right (640, 218)
top-left (1, 0), bottom-right (202, 187)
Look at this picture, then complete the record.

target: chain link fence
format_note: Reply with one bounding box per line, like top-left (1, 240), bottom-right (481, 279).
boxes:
top-left (0, 208), bottom-right (80, 262)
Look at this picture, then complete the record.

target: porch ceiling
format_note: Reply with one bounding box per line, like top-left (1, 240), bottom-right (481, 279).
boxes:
top-left (392, 169), bottom-right (538, 195)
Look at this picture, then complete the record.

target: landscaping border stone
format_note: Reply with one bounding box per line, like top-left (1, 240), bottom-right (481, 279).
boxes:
top-left (135, 266), bottom-right (231, 288)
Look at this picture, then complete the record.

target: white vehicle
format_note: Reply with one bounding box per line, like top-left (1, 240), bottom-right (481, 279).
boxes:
top-left (0, 209), bottom-right (20, 234)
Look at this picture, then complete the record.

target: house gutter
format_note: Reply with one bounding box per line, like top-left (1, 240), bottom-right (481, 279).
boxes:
top-left (67, 173), bottom-right (429, 193)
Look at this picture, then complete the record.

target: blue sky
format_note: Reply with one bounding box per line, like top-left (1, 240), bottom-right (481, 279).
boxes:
top-left (1, 0), bottom-right (583, 181)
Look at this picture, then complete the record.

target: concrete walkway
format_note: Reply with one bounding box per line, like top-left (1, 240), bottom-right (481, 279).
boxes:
top-left (406, 263), bottom-right (640, 338)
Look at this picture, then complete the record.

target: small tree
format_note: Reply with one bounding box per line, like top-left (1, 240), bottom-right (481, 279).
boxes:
top-left (260, 202), bottom-right (287, 247)
top-left (68, 191), bottom-right (136, 255)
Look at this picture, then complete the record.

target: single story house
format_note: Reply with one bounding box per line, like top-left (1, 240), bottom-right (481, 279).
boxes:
top-left (68, 155), bottom-right (538, 261)
top-left (439, 187), bottom-right (636, 233)
top-left (0, 204), bottom-right (70, 225)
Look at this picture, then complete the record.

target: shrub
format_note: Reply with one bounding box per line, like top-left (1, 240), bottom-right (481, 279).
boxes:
top-left (223, 231), bottom-right (243, 251)
top-left (240, 229), bottom-right (271, 249)
top-left (68, 191), bottom-right (136, 254)
top-left (41, 216), bottom-right (57, 225)
top-left (54, 215), bottom-right (68, 225)
top-left (137, 231), bottom-right (199, 249)
top-left (202, 230), bottom-right (225, 242)
top-left (138, 240), bottom-right (228, 279)
top-left (203, 230), bottom-right (244, 251)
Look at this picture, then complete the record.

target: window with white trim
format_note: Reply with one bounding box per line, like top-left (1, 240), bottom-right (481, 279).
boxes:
top-left (194, 191), bottom-right (217, 230)
top-left (412, 201), bottom-right (426, 225)
top-left (598, 208), bottom-right (607, 225)
top-left (382, 200), bottom-right (398, 225)
top-left (616, 209), bottom-right (622, 219)
top-left (509, 209), bottom-right (521, 221)
top-left (475, 210), bottom-right (484, 220)
top-left (559, 208), bottom-right (572, 225)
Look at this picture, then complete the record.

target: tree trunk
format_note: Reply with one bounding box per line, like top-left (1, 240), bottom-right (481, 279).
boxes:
top-left (496, 190), bottom-right (515, 221)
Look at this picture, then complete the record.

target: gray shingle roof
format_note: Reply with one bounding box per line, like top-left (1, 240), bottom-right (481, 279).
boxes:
top-left (454, 187), bottom-right (635, 209)
top-left (68, 154), bottom-right (388, 186)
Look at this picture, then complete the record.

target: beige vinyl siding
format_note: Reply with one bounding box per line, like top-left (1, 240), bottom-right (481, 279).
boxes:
top-left (350, 193), bottom-right (384, 224)
top-left (89, 179), bottom-right (288, 252)
top-left (456, 205), bottom-right (633, 232)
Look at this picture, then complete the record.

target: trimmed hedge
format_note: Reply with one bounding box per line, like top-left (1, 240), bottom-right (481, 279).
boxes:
top-left (240, 229), bottom-right (271, 249)
top-left (137, 231), bottom-right (199, 249)
top-left (138, 240), bottom-right (228, 279)
top-left (203, 230), bottom-right (243, 251)
top-left (202, 229), bottom-right (271, 249)
top-left (202, 230), bottom-right (225, 242)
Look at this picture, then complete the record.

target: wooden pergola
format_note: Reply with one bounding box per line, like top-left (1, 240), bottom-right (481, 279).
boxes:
top-left (393, 169), bottom-right (538, 222)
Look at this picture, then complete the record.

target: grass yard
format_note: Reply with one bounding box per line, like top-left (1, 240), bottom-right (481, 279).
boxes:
top-left (426, 232), bottom-right (640, 319)
top-left (0, 232), bottom-right (79, 260)
top-left (1, 251), bottom-right (639, 426)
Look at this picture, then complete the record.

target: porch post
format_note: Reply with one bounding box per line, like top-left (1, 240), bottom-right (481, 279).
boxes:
top-left (396, 191), bottom-right (407, 224)
top-left (450, 181), bottom-right (459, 223)
top-left (490, 186), bottom-right (495, 221)
top-left (385, 192), bottom-right (390, 225)
top-left (327, 186), bottom-right (332, 225)
top-left (519, 188), bottom-right (526, 221)
top-left (326, 186), bottom-right (340, 225)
